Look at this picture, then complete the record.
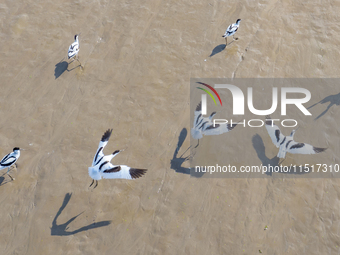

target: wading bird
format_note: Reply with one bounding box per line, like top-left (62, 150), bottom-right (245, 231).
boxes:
top-left (222, 19), bottom-right (241, 45)
top-left (88, 129), bottom-right (147, 189)
top-left (191, 102), bottom-right (237, 148)
top-left (68, 34), bottom-right (83, 68)
top-left (265, 115), bottom-right (327, 160)
top-left (0, 147), bottom-right (20, 181)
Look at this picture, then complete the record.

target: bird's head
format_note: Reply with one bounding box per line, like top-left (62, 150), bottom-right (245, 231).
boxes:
top-left (290, 126), bottom-right (299, 137)
top-left (191, 128), bottom-right (203, 140)
top-left (236, 19), bottom-right (241, 24)
top-left (74, 34), bottom-right (81, 40)
top-left (13, 147), bottom-right (20, 152)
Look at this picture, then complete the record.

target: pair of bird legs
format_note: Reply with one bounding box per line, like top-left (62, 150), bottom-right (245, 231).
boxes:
top-left (225, 35), bottom-right (238, 45)
top-left (89, 179), bottom-right (98, 189)
top-left (70, 56), bottom-right (83, 69)
top-left (177, 140), bottom-right (200, 163)
top-left (2, 164), bottom-right (17, 181)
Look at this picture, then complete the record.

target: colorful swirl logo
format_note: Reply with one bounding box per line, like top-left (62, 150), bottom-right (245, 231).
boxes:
top-left (196, 82), bottom-right (223, 106)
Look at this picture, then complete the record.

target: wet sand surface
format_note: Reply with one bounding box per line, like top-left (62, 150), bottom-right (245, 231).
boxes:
top-left (0, 0), bottom-right (340, 254)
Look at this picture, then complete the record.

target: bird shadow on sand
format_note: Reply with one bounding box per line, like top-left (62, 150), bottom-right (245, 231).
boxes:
top-left (307, 93), bottom-right (340, 120)
top-left (54, 60), bottom-right (80, 79)
top-left (170, 128), bottom-right (191, 175)
top-left (209, 44), bottom-right (226, 57)
top-left (170, 128), bottom-right (205, 177)
top-left (252, 134), bottom-right (309, 176)
top-left (209, 39), bottom-right (238, 58)
top-left (0, 174), bottom-right (14, 186)
top-left (51, 193), bottom-right (111, 236)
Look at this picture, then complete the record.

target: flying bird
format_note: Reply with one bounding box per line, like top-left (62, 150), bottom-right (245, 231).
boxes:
top-left (68, 34), bottom-right (83, 68)
top-left (222, 19), bottom-right (241, 45)
top-left (0, 147), bottom-right (20, 181)
top-left (88, 129), bottom-right (147, 189)
top-left (265, 115), bottom-right (327, 159)
top-left (191, 102), bottom-right (237, 147)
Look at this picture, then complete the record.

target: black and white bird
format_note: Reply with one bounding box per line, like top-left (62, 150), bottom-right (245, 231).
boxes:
top-left (0, 147), bottom-right (20, 181)
top-left (191, 102), bottom-right (237, 147)
top-left (68, 34), bottom-right (83, 68)
top-left (222, 19), bottom-right (241, 45)
top-left (88, 129), bottom-right (147, 189)
top-left (265, 115), bottom-right (327, 159)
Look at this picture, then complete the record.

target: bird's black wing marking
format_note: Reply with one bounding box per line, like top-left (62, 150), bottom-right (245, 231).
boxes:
top-left (227, 123), bottom-right (237, 131)
top-left (195, 102), bottom-right (201, 112)
top-left (275, 130), bottom-right (281, 143)
top-left (199, 121), bottom-right (209, 129)
top-left (101, 129), bottom-right (113, 142)
top-left (94, 147), bottom-right (103, 163)
top-left (103, 166), bottom-right (121, 173)
top-left (265, 117), bottom-right (273, 126)
top-left (202, 122), bottom-right (236, 135)
top-left (205, 124), bottom-right (219, 130)
top-left (196, 114), bottom-right (202, 126)
top-left (279, 136), bottom-right (286, 146)
top-left (289, 143), bottom-right (305, 149)
top-left (99, 161), bottom-right (109, 170)
top-left (265, 115), bottom-right (285, 147)
top-left (129, 168), bottom-right (147, 179)
top-left (112, 150), bottom-right (120, 156)
top-left (0, 153), bottom-right (10, 164)
top-left (209, 112), bottom-right (216, 119)
top-left (285, 140), bottom-right (293, 148)
top-left (288, 142), bottom-right (327, 155)
top-left (313, 147), bottom-right (327, 153)
top-left (95, 156), bottom-right (104, 166)
top-left (0, 156), bottom-right (16, 166)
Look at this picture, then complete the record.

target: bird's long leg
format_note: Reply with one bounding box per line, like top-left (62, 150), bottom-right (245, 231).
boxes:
top-left (278, 158), bottom-right (286, 165)
top-left (76, 56), bottom-right (83, 69)
top-left (89, 179), bottom-right (94, 188)
top-left (179, 145), bottom-right (192, 158)
top-left (194, 139), bottom-right (200, 148)
top-left (225, 37), bottom-right (227, 45)
top-left (7, 167), bottom-right (13, 181)
top-left (94, 180), bottom-right (98, 189)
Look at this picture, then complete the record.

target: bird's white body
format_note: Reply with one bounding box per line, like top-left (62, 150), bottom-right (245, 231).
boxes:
top-left (0, 149), bottom-right (20, 170)
top-left (89, 129), bottom-right (147, 188)
top-left (223, 19), bottom-right (241, 38)
top-left (191, 102), bottom-right (236, 140)
top-left (265, 115), bottom-right (327, 158)
top-left (0, 147), bottom-right (20, 180)
top-left (88, 164), bottom-right (137, 181)
top-left (68, 35), bottom-right (79, 59)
